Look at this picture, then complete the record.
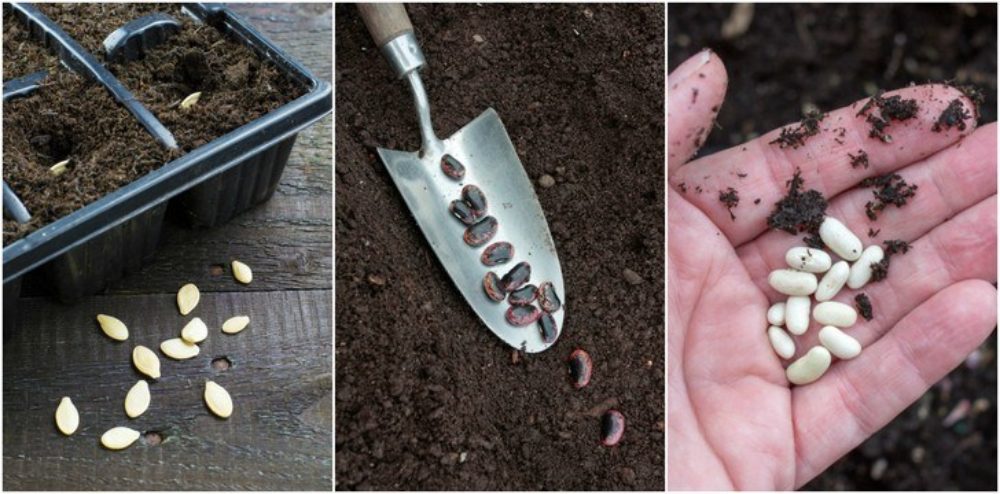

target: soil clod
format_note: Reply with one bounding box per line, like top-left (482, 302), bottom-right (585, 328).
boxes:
top-left (770, 109), bottom-right (826, 149)
top-left (860, 173), bottom-right (918, 220)
top-left (849, 150), bottom-right (870, 169)
top-left (857, 90), bottom-right (920, 143)
top-left (932, 99), bottom-right (971, 132)
top-left (855, 293), bottom-right (873, 321)
top-left (766, 168), bottom-right (829, 236)
top-left (719, 187), bottom-right (739, 220)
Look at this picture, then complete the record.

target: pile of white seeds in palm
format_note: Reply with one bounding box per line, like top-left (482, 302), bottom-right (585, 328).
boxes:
top-left (766, 216), bottom-right (891, 385)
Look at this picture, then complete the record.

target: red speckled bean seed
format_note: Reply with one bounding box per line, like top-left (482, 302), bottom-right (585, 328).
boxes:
top-left (601, 410), bottom-right (625, 446)
top-left (505, 305), bottom-right (541, 326)
top-left (480, 242), bottom-right (514, 266)
top-left (440, 154), bottom-right (466, 180)
top-left (538, 312), bottom-right (558, 343)
top-left (568, 349), bottom-right (592, 388)
top-left (449, 199), bottom-right (477, 225)
top-left (462, 184), bottom-right (488, 216)
top-left (537, 282), bottom-right (561, 313)
top-left (464, 216), bottom-right (498, 247)
top-left (482, 272), bottom-right (505, 302)
top-left (500, 262), bottom-right (531, 292)
top-left (508, 284), bottom-right (537, 306)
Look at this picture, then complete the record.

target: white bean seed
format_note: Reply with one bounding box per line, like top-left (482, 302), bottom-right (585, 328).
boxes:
top-left (813, 301), bottom-right (858, 327)
top-left (786, 346), bottom-right (832, 385)
top-left (768, 269), bottom-right (818, 296)
top-left (785, 247), bottom-right (832, 273)
top-left (768, 326), bottom-right (796, 359)
top-left (815, 261), bottom-right (850, 301)
top-left (767, 302), bottom-right (786, 326)
top-left (818, 326), bottom-right (862, 359)
top-left (785, 296), bottom-right (811, 335)
top-left (819, 217), bottom-right (863, 261)
top-left (847, 245), bottom-right (885, 289)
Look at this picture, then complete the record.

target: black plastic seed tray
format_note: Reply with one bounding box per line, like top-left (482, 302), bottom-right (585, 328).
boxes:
top-left (2, 3), bottom-right (331, 305)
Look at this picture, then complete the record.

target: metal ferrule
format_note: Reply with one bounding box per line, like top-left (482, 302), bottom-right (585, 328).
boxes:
top-left (381, 31), bottom-right (425, 79)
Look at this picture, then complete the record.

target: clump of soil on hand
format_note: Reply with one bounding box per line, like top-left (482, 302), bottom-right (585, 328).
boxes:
top-left (766, 168), bottom-right (829, 242)
top-left (854, 293), bottom-right (873, 320)
top-left (868, 227), bottom-right (880, 238)
top-left (883, 239), bottom-right (912, 256)
top-left (770, 109), bottom-right (825, 149)
top-left (857, 90), bottom-right (920, 143)
top-left (2, 10), bottom-right (62, 79)
top-left (860, 173), bottom-right (919, 220)
top-left (870, 239), bottom-right (912, 282)
top-left (932, 99), bottom-right (972, 132)
top-left (849, 149), bottom-right (870, 169)
top-left (719, 187), bottom-right (739, 220)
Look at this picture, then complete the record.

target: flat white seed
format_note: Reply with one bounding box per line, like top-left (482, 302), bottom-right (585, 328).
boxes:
top-left (818, 326), bottom-right (862, 359)
top-left (181, 317), bottom-right (208, 344)
top-left (222, 315), bottom-right (250, 334)
top-left (124, 380), bottom-right (150, 418)
top-left (819, 217), bottom-right (863, 261)
top-left (55, 397), bottom-right (79, 436)
top-left (132, 345), bottom-right (161, 379)
top-left (785, 296), bottom-right (811, 335)
top-left (767, 326), bottom-right (796, 360)
top-left (204, 380), bottom-right (233, 419)
top-left (785, 247), bottom-right (832, 273)
top-left (786, 346), bottom-right (832, 385)
top-left (101, 426), bottom-right (140, 450)
top-left (847, 245), bottom-right (885, 289)
top-left (160, 338), bottom-right (200, 360)
top-left (177, 283), bottom-right (200, 315)
top-left (96, 314), bottom-right (128, 341)
top-left (180, 91), bottom-right (201, 109)
top-left (813, 301), bottom-right (858, 327)
top-left (232, 260), bottom-right (252, 284)
top-left (766, 302), bottom-right (786, 326)
top-left (50, 159), bottom-right (70, 176)
top-left (768, 269), bottom-right (817, 296)
top-left (815, 261), bottom-right (850, 302)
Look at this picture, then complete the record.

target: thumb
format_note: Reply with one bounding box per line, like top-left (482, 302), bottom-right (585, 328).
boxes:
top-left (668, 49), bottom-right (728, 174)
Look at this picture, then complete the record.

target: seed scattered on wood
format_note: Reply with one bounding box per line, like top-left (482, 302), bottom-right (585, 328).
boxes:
top-left (500, 262), bottom-right (531, 292)
top-left (177, 283), bottom-right (200, 315)
top-left (180, 91), bottom-right (202, 110)
top-left (181, 317), bottom-right (209, 344)
top-left (463, 216), bottom-right (498, 247)
top-left (505, 305), bottom-right (541, 326)
top-left (124, 380), bottom-right (151, 418)
top-left (96, 314), bottom-right (129, 341)
top-left (440, 154), bottom-right (466, 180)
top-left (538, 312), bottom-right (558, 343)
top-left (461, 184), bottom-right (488, 215)
top-left (49, 159), bottom-right (70, 176)
top-left (222, 316), bottom-right (250, 334)
top-left (132, 345), bottom-right (161, 379)
top-left (231, 260), bottom-right (253, 284)
top-left (508, 284), bottom-right (538, 306)
top-left (160, 338), bottom-right (200, 360)
top-left (568, 349), bottom-right (592, 388)
top-left (601, 409), bottom-right (625, 446)
top-left (538, 282), bottom-right (562, 313)
top-left (55, 397), bottom-right (79, 436)
top-left (101, 426), bottom-right (141, 450)
top-left (480, 242), bottom-right (514, 266)
top-left (449, 199), bottom-right (477, 225)
top-left (482, 271), bottom-right (506, 302)
top-left (204, 380), bottom-right (233, 419)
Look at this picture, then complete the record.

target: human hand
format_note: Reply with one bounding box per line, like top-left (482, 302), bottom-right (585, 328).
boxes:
top-left (667, 49), bottom-right (997, 490)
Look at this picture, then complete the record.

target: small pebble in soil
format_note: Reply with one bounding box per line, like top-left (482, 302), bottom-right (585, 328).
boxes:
top-left (463, 216), bottom-right (498, 247)
top-left (462, 185), bottom-right (488, 216)
top-left (449, 199), bottom-right (477, 225)
top-left (366, 273), bottom-right (386, 286)
top-left (861, 173), bottom-right (918, 220)
top-left (482, 271), bottom-right (506, 302)
top-left (855, 292), bottom-right (873, 320)
top-left (623, 268), bottom-right (644, 285)
top-left (719, 187), bottom-right (739, 220)
top-left (507, 284), bottom-right (538, 306)
top-left (932, 98), bottom-right (971, 132)
top-left (870, 457), bottom-right (888, 480)
top-left (568, 349), bottom-right (593, 388)
top-left (600, 409), bottom-right (626, 447)
top-left (538, 312), bottom-right (558, 343)
top-left (440, 154), bottom-right (466, 180)
top-left (766, 168), bottom-right (828, 236)
top-left (848, 149), bottom-right (870, 169)
top-left (472, 34), bottom-right (485, 43)
top-left (505, 304), bottom-right (541, 326)
top-left (480, 241), bottom-right (514, 266)
top-left (537, 281), bottom-right (562, 313)
top-left (769, 109), bottom-right (825, 149)
top-left (500, 262), bottom-right (531, 292)
top-left (538, 174), bottom-right (555, 188)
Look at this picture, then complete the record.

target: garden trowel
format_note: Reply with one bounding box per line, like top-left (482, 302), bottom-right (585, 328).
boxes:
top-left (358, 3), bottom-right (564, 353)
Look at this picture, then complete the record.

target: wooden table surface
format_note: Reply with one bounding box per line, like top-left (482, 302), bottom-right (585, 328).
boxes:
top-left (3, 4), bottom-right (332, 490)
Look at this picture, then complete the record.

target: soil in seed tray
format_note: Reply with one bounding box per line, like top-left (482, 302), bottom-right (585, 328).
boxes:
top-left (2, 10), bottom-right (63, 79)
top-left (336, 4), bottom-right (664, 490)
top-left (35, 3), bottom-right (173, 55)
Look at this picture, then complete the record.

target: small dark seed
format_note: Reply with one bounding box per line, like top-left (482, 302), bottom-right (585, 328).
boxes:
top-left (538, 313), bottom-right (558, 343)
top-left (482, 272), bottom-right (505, 302)
top-left (464, 216), bottom-right (498, 247)
top-left (505, 305), bottom-right (541, 326)
top-left (601, 409), bottom-right (625, 447)
top-left (568, 349), bottom-right (592, 389)
top-left (462, 184), bottom-right (488, 215)
top-left (481, 242), bottom-right (514, 266)
top-left (500, 262), bottom-right (531, 292)
top-left (449, 199), bottom-right (477, 225)
top-left (440, 154), bottom-right (466, 180)
top-left (538, 282), bottom-right (562, 313)
top-left (508, 284), bottom-right (538, 305)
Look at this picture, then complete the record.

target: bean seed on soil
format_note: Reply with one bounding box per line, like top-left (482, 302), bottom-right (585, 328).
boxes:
top-left (463, 216), bottom-right (498, 247)
top-left (461, 184), bottom-right (488, 216)
top-left (49, 159), bottom-right (69, 176)
top-left (818, 326), bottom-right (862, 359)
top-left (482, 271), bottom-right (506, 302)
top-left (601, 409), bottom-right (625, 447)
top-left (55, 397), bottom-right (79, 436)
top-left (767, 326), bottom-right (796, 360)
top-left (181, 317), bottom-right (209, 344)
top-left (768, 269), bottom-right (817, 296)
top-left (819, 217), bottom-right (862, 261)
top-left (500, 262), bottom-right (531, 292)
top-left (568, 349), bottom-right (593, 388)
top-left (177, 283), bottom-right (200, 315)
top-left (204, 380), bottom-right (233, 419)
top-left (480, 241), bottom-right (514, 266)
top-left (96, 314), bottom-right (129, 341)
top-left (786, 346), bottom-right (832, 385)
top-left (160, 338), bottom-right (200, 360)
top-left (813, 301), bottom-right (858, 328)
top-left (508, 284), bottom-right (538, 306)
top-left (767, 302), bottom-right (786, 326)
top-left (180, 91), bottom-right (201, 110)
top-left (132, 345), bottom-right (161, 379)
top-left (505, 305), bottom-right (541, 326)
top-left (222, 315), bottom-right (250, 334)
top-left (815, 261), bottom-right (850, 302)
top-left (101, 426), bottom-right (140, 450)
top-left (232, 260), bottom-right (253, 284)
top-left (124, 380), bottom-right (151, 418)
top-left (785, 295), bottom-right (811, 335)
top-left (785, 246), bottom-right (832, 273)
top-left (449, 199), bottom-right (477, 225)
top-left (847, 245), bottom-right (885, 289)
top-left (538, 312), bottom-right (558, 343)
top-left (537, 282), bottom-right (562, 313)
top-left (440, 154), bottom-right (466, 180)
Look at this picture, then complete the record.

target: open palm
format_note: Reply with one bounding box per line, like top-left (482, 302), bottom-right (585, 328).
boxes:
top-left (667, 51), bottom-right (997, 490)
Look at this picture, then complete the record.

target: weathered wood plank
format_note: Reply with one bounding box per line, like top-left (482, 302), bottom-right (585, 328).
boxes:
top-left (3, 289), bottom-right (332, 491)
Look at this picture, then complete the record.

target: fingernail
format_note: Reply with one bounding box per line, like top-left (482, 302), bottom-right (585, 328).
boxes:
top-left (669, 48), bottom-right (713, 87)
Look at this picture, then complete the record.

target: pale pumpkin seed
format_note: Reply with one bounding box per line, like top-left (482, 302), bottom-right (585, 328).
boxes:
top-left (96, 314), bottom-right (129, 341)
top-left (49, 159), bottom-right (70, 176)
top-left (124, 380), bottom-right (150, 418)
top-left (132, 345), bottom-right (161, 379)
top-left (222, 315), bottom-right (250, 334)
top-left (55, 397), bottom-right (79, 436)
top-left (180, 91), bottom-right (201, 110)
top-left (101, 426), bottom-right (140, 450)
top-left (231, 260), bottom-right (252, 284)
top-left (177, 283), bottom-right (200, 315)
top-left (160, 337), bottom-right (200, 360)
top-left (204, 380), bottom-right (233, 419)
top-left (181, 317), bottom-right (208, 344)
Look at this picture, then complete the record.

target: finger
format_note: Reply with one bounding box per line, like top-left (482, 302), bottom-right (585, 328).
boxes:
top-left (790, 279), bottom-right (997, 486)
top-left (673, 84), bottom-right (979, 245)
top-left (740, 123), bottom-right (997, 301)
top-left (667, 49), bottom-right (728, 173)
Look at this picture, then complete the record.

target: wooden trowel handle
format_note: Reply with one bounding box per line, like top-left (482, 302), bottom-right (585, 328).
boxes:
top-left (358, 3), bottom-right (414, 48)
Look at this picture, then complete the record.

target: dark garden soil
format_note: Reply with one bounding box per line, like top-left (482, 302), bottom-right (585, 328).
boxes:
top-left (335, 4), bottom-right (664, 490)
top-left (670, 4), bottom-right (997, 490)
top-left (2, 10), bottom-right (61, 79)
